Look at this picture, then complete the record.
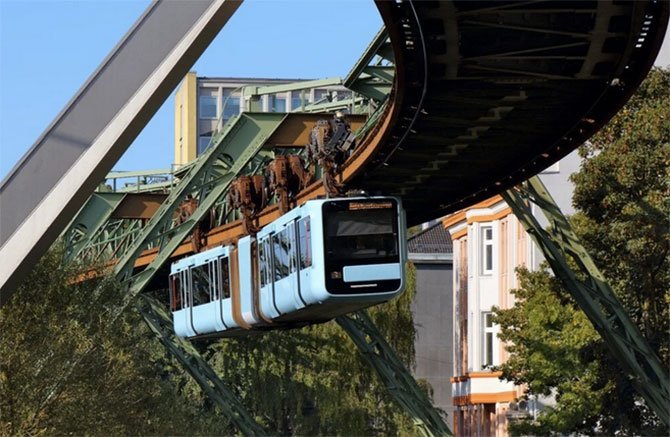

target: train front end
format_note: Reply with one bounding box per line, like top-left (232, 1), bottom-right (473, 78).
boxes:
top-left (313, 196), bottom-right (407, 303)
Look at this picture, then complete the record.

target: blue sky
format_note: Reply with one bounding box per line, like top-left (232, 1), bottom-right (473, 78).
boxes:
top-left (0, 0), bottom-right (382, 179)
top-left (1, 1), bottom-right (668, 181)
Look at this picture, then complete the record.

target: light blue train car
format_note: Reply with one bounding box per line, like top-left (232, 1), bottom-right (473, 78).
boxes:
top-left (170, 196), bottom-right (407, 338)
top-left (170, 245), bottom-right (239, 338)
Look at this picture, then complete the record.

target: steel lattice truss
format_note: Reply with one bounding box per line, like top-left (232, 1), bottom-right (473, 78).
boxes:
top-left (50, 0), bottom-right (669, 433)
top-left (502, 176), bottom-right (670, 426)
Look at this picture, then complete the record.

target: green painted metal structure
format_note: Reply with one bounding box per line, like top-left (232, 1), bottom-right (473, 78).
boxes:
top-left (53, 1), bottom-right (670, 431)
top-left (114, 113), bottom-right (287, 295)
top-left (343, 27), bottom-right (394, 102)
top-left (337, 311), bottom-right (452, 437)
top-left (138, 295), bottom-right (266, 436)
top-left (502, 176), bottom-right (670, 427)
top-left (63, 192), bottom-right (128, 262)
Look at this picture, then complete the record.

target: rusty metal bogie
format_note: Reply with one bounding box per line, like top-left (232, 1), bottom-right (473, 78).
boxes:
top-left (226, 175), bottom-right (267, 235)
top-left (265, 155), bottom-right (312, 214)
top-left (306, 115), bottom-right (355, 197)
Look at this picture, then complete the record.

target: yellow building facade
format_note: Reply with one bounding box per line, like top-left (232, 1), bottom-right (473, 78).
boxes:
top-left (174, 72), bottom-right (198, 167)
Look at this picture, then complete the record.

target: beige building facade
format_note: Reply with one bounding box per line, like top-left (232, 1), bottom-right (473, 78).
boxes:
top-left (444, 153), bottom-right (580, 436)
top-left (445, 196), bottom-right (527, 436)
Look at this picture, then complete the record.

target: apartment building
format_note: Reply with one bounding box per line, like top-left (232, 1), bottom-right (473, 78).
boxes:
top-left (444, 152), bottom-right (580, 436)
top-left (173, 72), bottom-right (351, 166)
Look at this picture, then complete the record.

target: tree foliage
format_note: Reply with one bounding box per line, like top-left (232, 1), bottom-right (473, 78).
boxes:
top-left (0, 247), bottom-right (230, 435)
top-left (203, 261), bottom-right (420, 435)
top-left (493, 68), bottom-right (669, 435)
top-left (1, 244), bottom-right (423, 435)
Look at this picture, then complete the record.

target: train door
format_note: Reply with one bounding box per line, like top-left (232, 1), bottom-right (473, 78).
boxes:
top-left (296, 216), bottom-right (312, 305)
top-left (190, 259), bottom-right (219, 335)
top-left (171, 268), bottom-right (196, 337)
top-left (215, 255), bottom-right (231, 331)
top-left (237, 236), bottom-right (264, 327)
top-left (272, 222), bottom-right (302, 314)
top-left (252, 236), bottom-right (272, 324)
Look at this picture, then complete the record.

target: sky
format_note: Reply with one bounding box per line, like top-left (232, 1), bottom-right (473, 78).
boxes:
top-left (0, 1), bottom-right (668, 181)
top-left (0, 0), bottom-right (382, 179)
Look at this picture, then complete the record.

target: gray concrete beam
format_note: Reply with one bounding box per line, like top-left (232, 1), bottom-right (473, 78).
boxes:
top-left (0, 0), bottom-right (242, 305)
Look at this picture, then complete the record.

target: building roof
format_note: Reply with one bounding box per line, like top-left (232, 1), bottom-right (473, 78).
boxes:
top-left (408, 222), bottom-right (453, 254)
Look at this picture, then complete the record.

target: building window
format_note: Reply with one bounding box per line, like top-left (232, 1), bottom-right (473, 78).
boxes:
top-left (222, 89), bottom-right (240, 121)
top-left (291, 91), bottom-right (310, 111)
top-left (199, 95), bottom-right (217, 119)
top-left (481, 226), bottom-right (494, 275)
top-left (270, 94), bottom-right (286, 112)
top-left (482, 312), bottom-right (495, 368)
top-left (198, 135), bottom-right (212, 155)
top-left (314, 89), bottom-right (330, 103)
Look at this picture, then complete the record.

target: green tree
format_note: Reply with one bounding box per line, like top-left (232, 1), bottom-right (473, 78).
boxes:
top-left (204, 262), bottom-right (421, 436)
top-left (493, 67), bottom-right (669, 435)
top-left (2, 247), bottom-right (424, 435)
top-left (0, 247), bottom-right (230, 435)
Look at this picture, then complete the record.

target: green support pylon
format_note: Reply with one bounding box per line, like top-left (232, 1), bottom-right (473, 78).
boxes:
top-left (62, 192), bottom-right (128, 262)
top-left (114, 113), bottom-right (287, 297)
top-left (138, 295), bottom-right (265, 436)
top-left (337, 310), bottom-right (453, 437)
top-left (501, 176), bottom-right (670, 426)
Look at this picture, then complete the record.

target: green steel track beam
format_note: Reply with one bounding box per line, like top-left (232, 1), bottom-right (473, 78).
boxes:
top-left (245, 77), bottom-right (343, 96)
top-left (502, 176), bottom-right (670, 426)
top-left (337, 311), bottom-right (452, 437)
top-left (63, 192), bottom-right (128, 262)
top-left (302, 97), bottom-right (366, 114)
top-left (106, 168), bottom-right (173, 179)
top-left (114, 113), bottom-right (287, 295)
top-left (344, 26), bottom-right (392, 88)
top-left (104, 168), bottom-right (174, 193)
top-left (344, 27), bottom-right (394, 102)
top-left (76, 218), bottom-right (145, 266)
top-left (138, 295), bottom-right (265, 436)
top-left (43, 114), bottom-right (285, 426)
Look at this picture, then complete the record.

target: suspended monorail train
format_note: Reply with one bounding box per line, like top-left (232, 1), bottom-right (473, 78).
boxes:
top-left (169, 196), bottom-right (407, 338)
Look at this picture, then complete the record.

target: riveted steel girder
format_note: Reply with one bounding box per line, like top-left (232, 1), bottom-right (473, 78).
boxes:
top-left (114, 113), bottom-right (286, 293)
top-left (337, 311), bottom-right (452, 437)
top-left (63, 192), bottom-right (128, 262)
top-left (138, 295), bottom-right (265, 436)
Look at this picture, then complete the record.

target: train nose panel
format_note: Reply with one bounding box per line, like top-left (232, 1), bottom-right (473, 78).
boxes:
top-left (343, 263), bottom-right (400, 283)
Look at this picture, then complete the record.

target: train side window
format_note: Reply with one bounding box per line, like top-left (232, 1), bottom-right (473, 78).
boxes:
top-left (283, 227), bottom-right (293, 278)
top-left (180, 270), bottom-right (189, 309)
top-left (220, 256), bottom-right (231, 298)
top-left (298, 217), bottom-right (312, 269)
top-left (265, 239), bottom-right (273, 285)
top-left (191, 264), bottom-right (211, 306)
top-left (170, 274), bottom-right (181, 311)
top-left (288, 223), bottom-right (297, 274)
top-left (209, 260), bottom-right (218, 301)
top-left (259, 238), bottom-right (268, 287)
top-left (273, 229), bottom-right (290, 281)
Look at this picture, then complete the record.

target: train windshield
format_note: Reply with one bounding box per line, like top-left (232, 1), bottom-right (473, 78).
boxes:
top-left (324, 200), bottom-right (399, 264)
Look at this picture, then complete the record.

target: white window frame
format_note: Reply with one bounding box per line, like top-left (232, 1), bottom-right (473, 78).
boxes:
top-left (482, 311), bottom-right (496, 368)
top-left (481, 225), bottom-right (494, 275)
